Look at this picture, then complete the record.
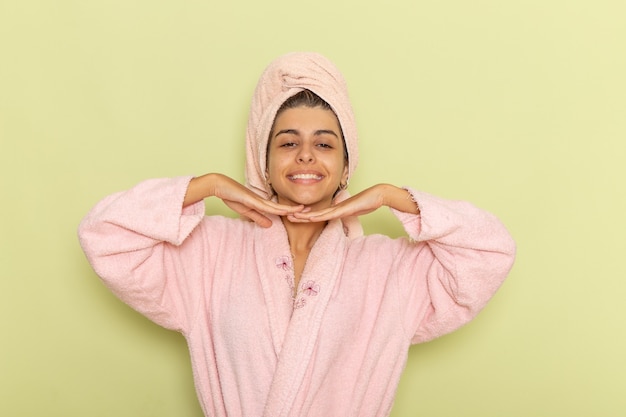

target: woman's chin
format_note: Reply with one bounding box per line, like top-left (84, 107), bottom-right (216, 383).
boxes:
top-left (277, 195), bottom-right (332, 210)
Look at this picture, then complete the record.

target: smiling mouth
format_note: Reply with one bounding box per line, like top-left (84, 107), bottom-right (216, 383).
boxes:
top-left (288, 174), bottom-right (323, 180)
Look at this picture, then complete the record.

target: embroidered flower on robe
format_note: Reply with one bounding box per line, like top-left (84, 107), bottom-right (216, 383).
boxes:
top-left (275, 256), bottom-right (292, 271)
top-left (294, 297), bottom-right (307, 309)
top-left (301, 280), bottom-right (320, 297)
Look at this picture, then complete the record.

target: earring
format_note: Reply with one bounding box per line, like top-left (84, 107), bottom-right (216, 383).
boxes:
top-left (339, 180), bottom-right (349, 191)
top-left (265, 175), bottom-right (275, 197)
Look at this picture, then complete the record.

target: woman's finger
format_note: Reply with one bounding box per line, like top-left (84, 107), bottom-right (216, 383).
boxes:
top-left (223, 200), bottom-right (274, 227)
top-left (292, 206), bottom-right (345, 222)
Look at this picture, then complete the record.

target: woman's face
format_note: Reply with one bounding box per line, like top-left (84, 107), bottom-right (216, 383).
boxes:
top-left (266, 106), bottom-right (348, 210)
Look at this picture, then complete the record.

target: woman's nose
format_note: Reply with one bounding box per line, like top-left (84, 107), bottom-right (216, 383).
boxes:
top-left (297, 144), bottom-right (314, 163)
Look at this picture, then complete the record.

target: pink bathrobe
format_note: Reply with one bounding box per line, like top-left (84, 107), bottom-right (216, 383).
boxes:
top-left (78, 176), bottom-right (516, 416)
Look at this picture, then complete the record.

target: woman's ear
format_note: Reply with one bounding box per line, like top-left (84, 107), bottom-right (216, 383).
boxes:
top-left (342, 163), bottom-right (349, 184)
top-left (339, 164), bottom-right (349, 190)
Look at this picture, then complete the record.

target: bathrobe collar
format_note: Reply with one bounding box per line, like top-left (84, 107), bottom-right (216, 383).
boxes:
top-left (254, 215), bottom-right (348, 416)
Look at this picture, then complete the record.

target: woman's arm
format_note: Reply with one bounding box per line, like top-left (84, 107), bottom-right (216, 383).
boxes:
top-left (78, 174), bottom-right (307, 331)
top-left (78, 176), bottom-right (209, 332)
top-left (290, 183), bottom-right (515, 343)
top-left (185, 173), bottom-right (305, 227)
top-left (391, 188), bottom-right (516, 344)
top-left (287, 183), bottom-right (419, 222)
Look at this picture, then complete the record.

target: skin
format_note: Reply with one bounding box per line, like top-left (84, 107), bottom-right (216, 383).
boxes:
top-left (183, 105), bottom-right (419, 289)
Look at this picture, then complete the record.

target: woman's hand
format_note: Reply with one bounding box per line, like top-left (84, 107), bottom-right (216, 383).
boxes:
top-left (184, 173), bottom-right (304, 227)
top-left (287, 184), bottom-right (419, 223)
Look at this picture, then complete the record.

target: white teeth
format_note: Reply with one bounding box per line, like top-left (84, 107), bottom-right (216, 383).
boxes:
top-left (290, 174), bottom-right (322, 180)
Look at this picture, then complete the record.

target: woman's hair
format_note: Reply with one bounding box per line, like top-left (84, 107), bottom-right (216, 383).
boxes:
top-left (276, 89), bottom-right (333, 115)
top-left (268, 90), bottom-right (347, 160)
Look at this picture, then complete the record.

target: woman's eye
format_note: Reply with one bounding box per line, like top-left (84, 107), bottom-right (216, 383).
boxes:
top-left (317, 143), bottom-right (332, 149)
top-left (280, 142), bottom-right (297, 148)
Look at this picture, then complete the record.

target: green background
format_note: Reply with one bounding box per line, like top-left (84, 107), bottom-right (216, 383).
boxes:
top-left (1, 0), bottom-right (624, 415)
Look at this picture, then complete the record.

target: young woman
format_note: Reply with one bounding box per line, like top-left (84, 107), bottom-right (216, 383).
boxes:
top-left (79, 52), bottom-right (516, 417)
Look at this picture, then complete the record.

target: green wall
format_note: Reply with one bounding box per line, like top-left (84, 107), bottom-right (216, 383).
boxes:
top-left (1, 0), bottom-right (624, 415)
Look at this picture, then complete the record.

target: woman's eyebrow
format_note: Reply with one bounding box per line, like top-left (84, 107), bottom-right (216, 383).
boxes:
top-left (275, 129), bottom-right (299, 137)
top-left (274, 129), bottom-right (339, 138)
top-left (314, 129), bottom-right (340, 138)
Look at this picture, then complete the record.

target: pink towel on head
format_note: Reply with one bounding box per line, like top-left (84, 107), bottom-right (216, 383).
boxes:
top-left (244, 52), bottom-right (363, 238)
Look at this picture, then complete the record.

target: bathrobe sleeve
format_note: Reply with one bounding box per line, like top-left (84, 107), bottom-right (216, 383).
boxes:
top-left (391, 188), bottom-right (516, 344)
top-left (77, 176), bottom-right (208, 333)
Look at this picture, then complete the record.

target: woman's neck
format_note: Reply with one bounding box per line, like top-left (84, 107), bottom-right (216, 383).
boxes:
top-left (281, 217), bottom-right (327, 254)
top-left (281, 218), bottom-right (327, 293)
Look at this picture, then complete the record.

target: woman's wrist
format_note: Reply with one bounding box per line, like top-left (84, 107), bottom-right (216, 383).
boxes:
top-left (381, 184), bottom-right (420, 215)
top-left (183, 173), bottom-right (219, 207)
